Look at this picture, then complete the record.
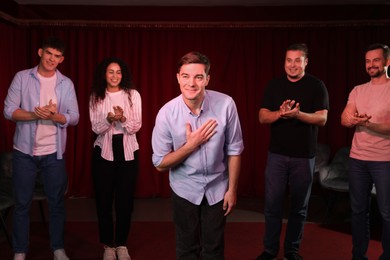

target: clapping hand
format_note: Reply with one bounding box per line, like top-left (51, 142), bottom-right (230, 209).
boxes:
top-left (279, 99), bottom-right (300, 119)
top-left (107, 106), bottom-right (125, 124)
top-left (34, 99), bottom-right (57, 119)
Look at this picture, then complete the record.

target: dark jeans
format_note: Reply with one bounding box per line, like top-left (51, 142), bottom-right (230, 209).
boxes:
top-left (12, 149), bottom-right (67, 253)
top-left (172, 192), bottom-right (226, 260)
top-left (92, 136), bottom-right (138, 247)
top-left (263, 152), bottom-right (314, 256)
top-left (348, 158), bottom-right (390, 260)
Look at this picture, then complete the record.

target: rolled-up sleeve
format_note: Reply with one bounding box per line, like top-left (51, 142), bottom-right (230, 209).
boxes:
top-left (225, 99), bottom-right (244, 155)
top-left (151, 109), bottom-right (172, 167)
top-left (59, 80), bottom-right (79, 127)
top-left (4, 72), bottom-right (24, 120)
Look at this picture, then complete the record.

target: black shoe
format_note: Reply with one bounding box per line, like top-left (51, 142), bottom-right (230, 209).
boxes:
top-left (284, 252), bottom-right (303, 260)
top-left (256, 251), bottom-right (277, 260)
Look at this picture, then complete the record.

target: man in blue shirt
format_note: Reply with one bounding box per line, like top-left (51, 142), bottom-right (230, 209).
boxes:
top-left (3, 36), bottom-right (79, 260)
top-left (152, 51), bottom-right (244, 259)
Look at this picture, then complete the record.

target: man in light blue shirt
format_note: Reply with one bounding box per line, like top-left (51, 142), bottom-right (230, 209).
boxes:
top-left (152, 51), bottom-right (244, 259)
top-left (3, 36), bottom-right (79, 260)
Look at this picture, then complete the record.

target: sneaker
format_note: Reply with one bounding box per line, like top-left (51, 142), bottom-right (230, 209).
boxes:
top-left (284, 252), bottom-right (303, 260)
top-left (103, 246), bottom-right (117, 260)
top-left (14, 253), bottom-right (26, 260)
top-left (256, 251), bottom-right (277, 260)
top-left (116, 246), bottom-right (131, 260)
top-left (53, 249), bottom-right (70, 260)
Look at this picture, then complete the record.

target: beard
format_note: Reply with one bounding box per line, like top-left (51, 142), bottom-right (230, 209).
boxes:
top-left (367, 67), bottom-right (386, 78)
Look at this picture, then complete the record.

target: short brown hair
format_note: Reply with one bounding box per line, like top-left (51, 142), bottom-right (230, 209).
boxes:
top-left (177, 51), bottom-right (211, 75)
top-left (366, 43), bottom-right (390, 60)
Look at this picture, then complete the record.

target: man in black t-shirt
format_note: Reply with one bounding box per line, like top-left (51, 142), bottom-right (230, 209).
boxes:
top-left (256, 43), bottom-right (329, 260)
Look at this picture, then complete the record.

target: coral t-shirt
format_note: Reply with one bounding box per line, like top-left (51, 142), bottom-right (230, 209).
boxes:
top-left (348, 80), bottom-right (390, 161)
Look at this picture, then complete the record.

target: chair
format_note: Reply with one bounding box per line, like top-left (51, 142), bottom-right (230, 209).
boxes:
top-left (319, 146), bottom-right (380, 222)
top-left (0, 187), bottom-right (14, 247)
top-left (318, 146), bottom-right (350, 220)
top-left (319, 146), bottom-right (350, 192)
top-left (314, 143), bottom-right (331, 182)
top-left (319, 146), bottom-right (350, 219)
top-left (0, 152), bottom-right (15, 247)
top-left (371, 184), bottom-right (376, 196)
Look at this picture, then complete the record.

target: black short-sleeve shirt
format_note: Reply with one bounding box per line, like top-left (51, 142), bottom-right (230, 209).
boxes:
top-left (261, 73), bottom-right (329, 158)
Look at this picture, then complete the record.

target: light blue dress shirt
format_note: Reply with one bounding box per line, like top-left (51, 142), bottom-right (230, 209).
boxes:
top-left (3, 66), bottom-right (79, 159)
top-left (152, 90), bottom-right (244, 205)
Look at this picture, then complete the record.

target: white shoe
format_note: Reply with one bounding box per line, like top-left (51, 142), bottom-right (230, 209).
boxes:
top-left (53, 249), bottom-right (70, 260)
top-left (14, 253), bottom-right (26, 260)
top-left (116, 246), bottom-right (131, 260)
top-left (103, 246), bottom-right (117, 260)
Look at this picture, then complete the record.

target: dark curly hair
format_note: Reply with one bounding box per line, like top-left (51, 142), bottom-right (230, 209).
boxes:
top-left (90, 57), bottom-right (134, 108)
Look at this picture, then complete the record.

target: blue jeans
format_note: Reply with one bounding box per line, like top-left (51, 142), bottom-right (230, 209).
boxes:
top-left (12, 149), bottom-right (68, 253)
top-left (348, 158), bottom-right (390, 260)
top-left (263, 152), bottom-right (314, 256)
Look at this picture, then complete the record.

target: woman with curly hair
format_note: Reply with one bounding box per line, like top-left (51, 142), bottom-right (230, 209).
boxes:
top-left (89, 57), bottom-right (142, 260)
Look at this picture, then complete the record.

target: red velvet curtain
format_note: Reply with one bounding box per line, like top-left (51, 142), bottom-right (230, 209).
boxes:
top-left (1, 20), bottom-right (389, 198)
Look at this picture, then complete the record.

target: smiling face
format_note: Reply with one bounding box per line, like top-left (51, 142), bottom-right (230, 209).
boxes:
top-left (37, 47), bottom-right (64, 77)
top-left (105, 62), bottom-right (122, 92)
top-left (284, 50), bottom-right (308, 82)
top-left (177, 63), bottom-right (210, 108)
top-left (365, 48), bottom-right (388, 79)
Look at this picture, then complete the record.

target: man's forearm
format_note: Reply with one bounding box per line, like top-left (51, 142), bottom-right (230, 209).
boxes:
top-left (12, 109), bottom-right (39, 121)
top-left (156, 143), bottom-right (196, 172)
top-left (227, 155), bottom-right (241, 193)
